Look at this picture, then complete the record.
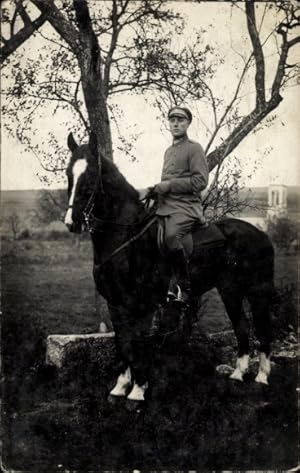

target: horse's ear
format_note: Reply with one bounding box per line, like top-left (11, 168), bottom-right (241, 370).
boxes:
top-left (67, 133), bottom-right (78, 152)
top-left (89, 131), bottom-right (98, 157)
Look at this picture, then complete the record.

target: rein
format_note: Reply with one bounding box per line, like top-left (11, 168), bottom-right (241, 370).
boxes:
top-left (80, 169), bottom-right (157, 268)
top-left (82, 173), bottom-right (102, 231)
top-left (83, 200), bottom-right (154, 233)
top-left (94, 216), bottom-right (157, 269)
top-left (82, 172), bottom-right (155, 233)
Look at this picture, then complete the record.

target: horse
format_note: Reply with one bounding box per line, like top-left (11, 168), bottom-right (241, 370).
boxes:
top-left (64, 132), bottom-right (274, 404)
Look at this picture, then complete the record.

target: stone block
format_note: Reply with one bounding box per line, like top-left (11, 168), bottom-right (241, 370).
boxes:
top-left (46, 332), bottom-right (115, 368)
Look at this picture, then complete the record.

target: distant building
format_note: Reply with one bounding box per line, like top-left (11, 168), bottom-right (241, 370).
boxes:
top-left (240, 184), bottom-right (289, 230)
top-left (267, 184), bottom-right (287, 220)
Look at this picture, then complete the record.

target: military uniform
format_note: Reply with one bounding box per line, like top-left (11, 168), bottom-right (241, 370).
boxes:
top-left (155, 135), bottom-right (208, 252)
top-left (151, 105), bottom-right (209, 305)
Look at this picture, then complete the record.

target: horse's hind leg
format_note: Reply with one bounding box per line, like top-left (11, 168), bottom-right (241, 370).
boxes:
top-left (247, 288), bottom-right (272, 385)
top-left (219, 289), bottom-right (249, 382)
top-left (109, 366), bottom-right (132, 397)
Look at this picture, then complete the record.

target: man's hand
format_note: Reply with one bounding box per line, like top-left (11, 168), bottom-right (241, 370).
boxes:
top-left (145, 186), bottom-right (157, 200)
top-left (139, 181), bottom-right (170, 203)
top-left (137, 188), bottom-right (151, 201)
top-left (154, 181), bottom-right (171, 195)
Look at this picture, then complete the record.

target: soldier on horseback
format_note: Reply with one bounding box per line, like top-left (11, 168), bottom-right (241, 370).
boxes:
top-left (148, 106), bottom-right (209, 306)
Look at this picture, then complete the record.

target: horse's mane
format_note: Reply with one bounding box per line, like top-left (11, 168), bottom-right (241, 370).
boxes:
top-left (102, 156), bottom-right (140, 202)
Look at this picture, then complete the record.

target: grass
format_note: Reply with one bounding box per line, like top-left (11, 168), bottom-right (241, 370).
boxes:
top-left (2, 239), bottom-right (98, 334)
top-left (1, 238), bottom-right (298, 470)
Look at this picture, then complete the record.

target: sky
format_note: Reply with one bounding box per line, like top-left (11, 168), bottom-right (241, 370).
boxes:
top-left (1, 1), bottom-right (300, 191)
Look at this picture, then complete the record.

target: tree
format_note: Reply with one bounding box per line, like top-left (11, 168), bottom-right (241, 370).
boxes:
top-left (1, 0), bottom-right (182, 176)
top-left (3, 212), bottom-right (21, 240)
top-left (1, 1), bottom-right (299, 178)
top-left (139, 1), bottom-right (300, 171)
top-left (202, 155), bottom-right (254, 221)
top-left (1, 0), bottom-right (184, 333)
top-left (34, 189), bottom-right (67, 224)
top-left (1, 0), bottom-right (299, 331)
top-left (266, 217), bottom-right (298, 253)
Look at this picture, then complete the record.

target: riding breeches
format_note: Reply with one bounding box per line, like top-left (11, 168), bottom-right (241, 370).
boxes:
top-left (161, 213), bottom-right (199, 253)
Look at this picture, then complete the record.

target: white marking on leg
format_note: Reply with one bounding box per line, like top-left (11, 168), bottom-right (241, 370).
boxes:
top-left (110, 367), bottom-right (132, 397)
top-left (255, 352), bottom-right (271, 385)
top-left (64, 159), bottom-right (88, 226)
top-left (230, 354), bottom-right (249, 382)
top-left (127, 381), bottom-right (149, 401)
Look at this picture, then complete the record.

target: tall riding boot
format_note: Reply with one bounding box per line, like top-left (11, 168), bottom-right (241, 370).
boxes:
top-left (170, 248), bottom-right (191, 306)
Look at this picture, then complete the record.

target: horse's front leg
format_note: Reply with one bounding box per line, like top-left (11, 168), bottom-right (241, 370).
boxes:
top-left (125, 309), bottom-right (155, 404)
top-left (107, 304), bottom-right (134, 401)
top-left (126, 333), bottom-right (150, 403)
top-left (108, 299), bottom-right (153, 406)
top-left (109, 366), bottom-right (132, 397)
top-left (127, 381), bottom-right (149, 401)
top-left (230, 353), bottom-right (250, 381)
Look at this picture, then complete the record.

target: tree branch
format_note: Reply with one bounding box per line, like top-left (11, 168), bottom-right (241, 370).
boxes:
top-left (1, 34), bottom-right (8, 45)
top-left (207, 1), bottom-right (300, 171)
top-left (31, 0), bottom-right (80, 53)
top-left (271, 19), bottom-right (300, 99)
top-left (207, 100), bottom-right (278, 172)
top-left (103, 0), bottom-right (121, 98)
top-left (288, 36), bottom-right (300, 48)
top-left (1, 11), bottom-right (46, 64)
top-left (10, 3), bottom-right (18, 37)
top-left (245, 0), bottom-right (266, 108)
top-left (205, 53), bottom-right (253, 154)
top-left (16, 0), bottom-right (32, 27)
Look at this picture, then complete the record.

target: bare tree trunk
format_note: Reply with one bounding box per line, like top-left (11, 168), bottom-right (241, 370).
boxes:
top-left (73, 0), bottom-right (113, 160)
top-left (72, 0), bottom-right (114, 331)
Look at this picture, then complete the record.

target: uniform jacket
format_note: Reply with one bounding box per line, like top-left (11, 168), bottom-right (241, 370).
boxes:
top-left (155, 135), bottom-right (209, 219)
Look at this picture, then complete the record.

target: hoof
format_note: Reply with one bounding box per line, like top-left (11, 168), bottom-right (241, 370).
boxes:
top-left (125, 399), bottom-right (145, 413)
top-left (107, 394), bottom-right (125, 405)
top-left (230, 371), bottom-right (244, 382)
top-left (255, 373), bottom-right (269, 385)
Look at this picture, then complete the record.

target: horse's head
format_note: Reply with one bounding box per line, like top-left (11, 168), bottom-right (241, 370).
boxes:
top-left (64, 132), bottom-right (142, 233)
top-left (64, 132), bottom-right (99, 233)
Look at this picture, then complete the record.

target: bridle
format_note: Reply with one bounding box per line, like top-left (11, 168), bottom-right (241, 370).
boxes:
top-left (69, 159), bottom-right (157, 268)
top-left (82, 173), bottom-right (101, 233)
top-left (79, 167), bottom-right (155, 234)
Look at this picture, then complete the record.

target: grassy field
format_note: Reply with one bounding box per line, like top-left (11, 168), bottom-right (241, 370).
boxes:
top-left (1, 237), bottom-right (298, 470)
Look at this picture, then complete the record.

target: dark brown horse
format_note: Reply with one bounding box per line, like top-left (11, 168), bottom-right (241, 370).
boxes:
top-left (64, 132), bottom-right (274, 403)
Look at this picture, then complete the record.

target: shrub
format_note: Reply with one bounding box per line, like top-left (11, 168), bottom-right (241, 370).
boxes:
top-left (271, 283), bottom-right (297, 339)
top-left (32, 230), bottom-right (71, 240)
top-left (266, 217), bottom-right (298, 253)
top-left (17, 228), bottom-right (31, 239)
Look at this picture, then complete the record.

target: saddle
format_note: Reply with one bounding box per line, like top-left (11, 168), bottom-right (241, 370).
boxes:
top-left (157, 220), bottom-right (226, 258)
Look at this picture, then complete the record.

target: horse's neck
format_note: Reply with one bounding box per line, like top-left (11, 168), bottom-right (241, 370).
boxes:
top-left (94, 188), bottom-right (142, 224)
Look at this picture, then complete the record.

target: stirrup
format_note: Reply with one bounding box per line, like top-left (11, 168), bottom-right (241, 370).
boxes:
top-left (173, 285), bottom-right (190, 306)
top-left (167, 285), bottom-right (188, 305)
top-left (167, 289), bottom-right (177, 303)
